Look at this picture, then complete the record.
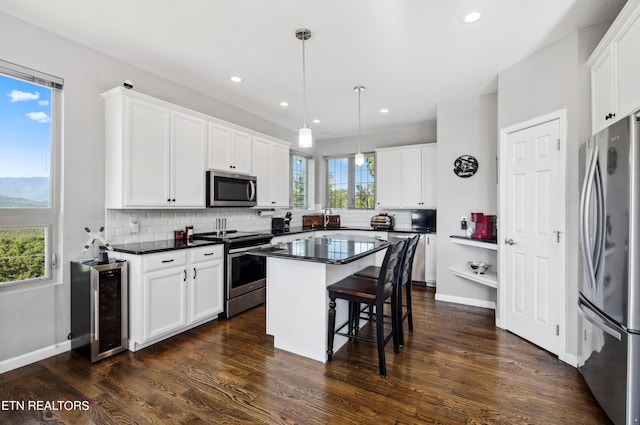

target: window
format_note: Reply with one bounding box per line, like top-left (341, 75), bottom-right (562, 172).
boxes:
top-left (327, 154), bottom-right (375, 209)
top-left (0, 61), bottom-right (62, 287)
top-left (291, 152), bottom-right (309, 209)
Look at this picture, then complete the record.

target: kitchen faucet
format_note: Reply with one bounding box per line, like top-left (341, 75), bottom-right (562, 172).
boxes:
top-left (322, 207), bottom-right (332, 227)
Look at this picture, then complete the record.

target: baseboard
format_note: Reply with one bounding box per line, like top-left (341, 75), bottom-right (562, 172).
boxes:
top-left (0, 341), bottom-right (71, 374)
top-left (563, 352), bottom-right (578, 368)
top-left (435, 293), bottom-right (496, 310)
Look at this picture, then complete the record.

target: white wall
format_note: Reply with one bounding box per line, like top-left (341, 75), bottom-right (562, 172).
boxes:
top-left (0, 12), bottom-right (295, 371)
top-left (496, 23), bottom-right (608, 360)
top-left (435, 94), bottom-right (498, 308)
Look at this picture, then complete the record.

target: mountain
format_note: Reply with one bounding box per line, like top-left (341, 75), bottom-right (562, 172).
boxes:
top-left (0, 177), bottom-right (49, 207)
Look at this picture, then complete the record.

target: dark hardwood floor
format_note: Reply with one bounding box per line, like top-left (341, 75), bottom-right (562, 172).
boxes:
top-left (0, 287), bottom-right (611, 424)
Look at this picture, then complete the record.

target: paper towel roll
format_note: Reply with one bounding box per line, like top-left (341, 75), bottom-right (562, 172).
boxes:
top-left (258, 210), bottom-right (275, 217)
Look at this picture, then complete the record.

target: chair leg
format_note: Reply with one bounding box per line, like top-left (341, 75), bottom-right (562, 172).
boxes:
top-left (397, 282), bottom-right (405, 347)
top-left (375, 303), bottom-right (387, 377)
top-left (347, 301), bottom-right (354, 341)
top-left (352, 302), bottom-right (360, 336)
top-left (406, 281), bottom-right (413, 332)
top-left (327, 297), bottom-right (336, 361)
top-left (391, 291), bottom-right (400, 354)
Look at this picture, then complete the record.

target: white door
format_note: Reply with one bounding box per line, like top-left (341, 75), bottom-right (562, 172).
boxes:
top-left (504, 118), bottom-right (563, 355)
top-left (191, 259), bottom-right (224, 322)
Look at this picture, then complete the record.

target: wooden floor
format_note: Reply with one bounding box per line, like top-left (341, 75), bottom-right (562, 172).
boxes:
top-left (0, 287), bottom-right (611, 424)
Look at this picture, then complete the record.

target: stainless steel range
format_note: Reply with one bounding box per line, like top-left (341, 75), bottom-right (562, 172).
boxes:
top-left (194, 231), bottom-right (272, 318)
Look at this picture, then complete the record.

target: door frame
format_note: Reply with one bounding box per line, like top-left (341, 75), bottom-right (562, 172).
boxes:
top-left (497, 109), bottom-right (567, 362)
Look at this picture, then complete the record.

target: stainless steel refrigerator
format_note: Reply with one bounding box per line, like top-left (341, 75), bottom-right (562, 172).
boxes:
top-left (579, 112), bottom-right (640, 425)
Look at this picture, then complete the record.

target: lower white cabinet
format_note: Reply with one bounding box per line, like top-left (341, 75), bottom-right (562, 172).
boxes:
top-left (110, 244), bottom-right (224, 351)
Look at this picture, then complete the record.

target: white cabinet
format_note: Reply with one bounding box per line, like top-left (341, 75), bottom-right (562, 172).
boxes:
top-left (110, 244), bottom-right (224, 351)
top-left (207, 122), bottom-right (252, 175)
top-left (375, 149), bottom-right (402, 209)
top-left (616, 11), bottom-right (640, 117)
top-left (253, 136), bottom-right (290, 208)
top-left (143, 264), bottom-right (188, 341)
top-left (375, 144), bottom-right (437, 209)
top-left (589, 0), bottom-right (640, 134)
top-left (103, 87), bottom-right (207, 208)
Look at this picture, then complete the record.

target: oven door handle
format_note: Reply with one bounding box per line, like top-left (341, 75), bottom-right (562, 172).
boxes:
top-left (228, 243), bottom-right (272, 255)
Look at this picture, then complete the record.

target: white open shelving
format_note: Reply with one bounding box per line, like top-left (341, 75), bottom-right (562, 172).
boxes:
top-left (449, 235), bottom-right (498, 290)
top-left (449, 265), bottom-right (497, 289)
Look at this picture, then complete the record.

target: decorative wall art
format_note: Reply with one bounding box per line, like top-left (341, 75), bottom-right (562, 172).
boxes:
top-left (453, 155), bottom-right (478, 178)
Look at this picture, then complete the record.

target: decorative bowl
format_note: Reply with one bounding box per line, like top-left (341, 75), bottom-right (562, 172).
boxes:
top-left (468, 261), bottom-right (490, 274)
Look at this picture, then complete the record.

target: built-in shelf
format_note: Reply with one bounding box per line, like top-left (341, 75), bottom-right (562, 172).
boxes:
top-left (450, 235), bottom-right (498, 250)
top-left (449, 265), bottom-right (497, 289)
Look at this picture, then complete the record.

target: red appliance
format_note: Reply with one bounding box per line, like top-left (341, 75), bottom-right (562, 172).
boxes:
top-left (470, 213), bottom-right (496, 239)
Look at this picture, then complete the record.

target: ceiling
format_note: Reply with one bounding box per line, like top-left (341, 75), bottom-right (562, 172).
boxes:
top-left (0, 0), bottom-right (627, 141)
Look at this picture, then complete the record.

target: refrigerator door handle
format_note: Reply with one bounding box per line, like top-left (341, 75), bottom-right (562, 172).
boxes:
top-left (578, 298), bottom-right (622, 341)
top-left (580, 143), bottom-right (599, 291)
top-left (593, 157), bottom-right (606, 281)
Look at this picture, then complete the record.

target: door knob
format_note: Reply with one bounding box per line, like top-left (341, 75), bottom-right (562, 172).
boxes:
top-left (505, 238), bottom-right (516, 245)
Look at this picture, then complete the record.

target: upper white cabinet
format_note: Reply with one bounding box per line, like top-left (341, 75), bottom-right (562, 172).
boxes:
top-left (252, 136), bottom-right (290, 208)
top-left (375, 144), bottom-right (437, 209)
top-left (589, 0), bottom-right (640, 134)
top-left (103, 87), bottom-right (207, 208)
top-left (207, 123), bottom-right (252, 175)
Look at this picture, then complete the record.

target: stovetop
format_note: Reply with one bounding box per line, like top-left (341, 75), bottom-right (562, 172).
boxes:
top-left (194, 230), bottom-right (273, 247)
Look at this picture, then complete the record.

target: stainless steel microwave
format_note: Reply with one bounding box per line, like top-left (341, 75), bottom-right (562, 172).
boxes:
top-left (206, 171), bottom-right (257, 207)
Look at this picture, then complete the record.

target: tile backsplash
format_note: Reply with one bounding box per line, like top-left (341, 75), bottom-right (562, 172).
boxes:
top-left (105, 208), bottom-right (413, 245)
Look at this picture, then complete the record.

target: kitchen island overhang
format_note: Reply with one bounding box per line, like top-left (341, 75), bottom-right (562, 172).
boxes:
top-left (249, 235), bottom-right (390, 362)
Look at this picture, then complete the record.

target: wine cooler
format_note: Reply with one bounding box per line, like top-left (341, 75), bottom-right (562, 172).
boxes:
top-left (70, 259), bottom-right (128, 362)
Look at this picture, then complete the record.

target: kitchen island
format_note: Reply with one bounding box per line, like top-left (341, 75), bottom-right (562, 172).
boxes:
top-left (249, 234), bottom-right (390, 362)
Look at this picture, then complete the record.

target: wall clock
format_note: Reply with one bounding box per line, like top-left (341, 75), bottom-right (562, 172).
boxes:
top-left (453, 155), bottom-right (478, 178)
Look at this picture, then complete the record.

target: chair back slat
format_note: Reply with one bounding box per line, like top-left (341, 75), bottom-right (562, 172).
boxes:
top-left (377, 239), bottom-right (406, 299)
top-left (399, 235), bottom-right (421, 286)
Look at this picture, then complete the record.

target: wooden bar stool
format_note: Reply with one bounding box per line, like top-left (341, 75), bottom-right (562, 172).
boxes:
top-left (354, 234), bottom-right (420, 346)
top-left (326, 239), bottom-right (406, 377)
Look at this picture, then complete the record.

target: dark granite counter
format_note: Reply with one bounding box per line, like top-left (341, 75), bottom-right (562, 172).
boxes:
top-left (110, 239), bottom-right (223, 255)
top-left (271, 226), bottom-right (434, 237)
top-left (249, 234), bottom-right (389, 265)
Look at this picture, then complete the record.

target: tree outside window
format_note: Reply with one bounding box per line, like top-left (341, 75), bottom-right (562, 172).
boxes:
top-left (327, 154), bottom-right (375, 209)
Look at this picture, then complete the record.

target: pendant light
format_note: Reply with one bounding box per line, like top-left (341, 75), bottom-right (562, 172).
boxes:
top-left (296, 28), bottom-right (312, 148)
top-left (354, 86), bottom-right (366, 166)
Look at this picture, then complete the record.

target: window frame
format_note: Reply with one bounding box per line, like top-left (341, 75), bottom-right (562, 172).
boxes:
top-left (325, 152), bottom-right (375, 210)
top-left (290, 150), bottom-right (311, 210)
top-left (0, 60), bottom-right (62, 289)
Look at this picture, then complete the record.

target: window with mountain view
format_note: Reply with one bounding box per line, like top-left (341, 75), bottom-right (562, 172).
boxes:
top-left (327, 154), bottom-right (375, 209)
top-left (0, 62), bottom-right (62, 286)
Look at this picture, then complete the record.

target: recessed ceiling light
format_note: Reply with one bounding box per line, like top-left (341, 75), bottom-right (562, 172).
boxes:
top-left (463, 11), bottom-right (482, 23)
top-left (280, 101), bottom-right (289, 107)
top-left (312, 119), bottom-right (320, 124)
top-left (380, 108), bottom-right (389, 114)
top-left (229, 75), bottom-right (243, 83)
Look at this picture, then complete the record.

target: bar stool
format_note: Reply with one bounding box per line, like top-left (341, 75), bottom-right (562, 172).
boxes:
top-left (354, 234), bottom-right (420, 346)
top-left (326, 239), bottom-right (406, 377)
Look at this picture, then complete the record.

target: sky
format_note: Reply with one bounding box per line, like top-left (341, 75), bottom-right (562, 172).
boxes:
top-left (0, 74), bottom-right (52, 178)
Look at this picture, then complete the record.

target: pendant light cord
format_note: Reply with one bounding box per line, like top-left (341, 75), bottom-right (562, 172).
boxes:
top-left (302, 38), bottom-right (308, 127)
top-left (358, 88), bottom-right (362, 152)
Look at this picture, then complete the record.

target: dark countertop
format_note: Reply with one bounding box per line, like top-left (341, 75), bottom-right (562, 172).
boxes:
top-left (449, 235), bottom-right (497, 244)
top-left (109, 239), bottom-right (223, 255)
top-left (249, 234), bottom-right (390, 265)
top-left (272, 226), bottom-right (434, 237)
top-left (110, 227), bottom-right (432, 255)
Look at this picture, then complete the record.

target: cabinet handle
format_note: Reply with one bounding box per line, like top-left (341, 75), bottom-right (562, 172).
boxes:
top-left (204, 252), bottom-right (214, 256)
top-left (94, 290), bottom-right (99, 341)
top-left (162, 259), bottom-right (175, 263)
top-left (167, 198), bottom-right (171, 202)
top-left (172, 198), bottom-right (176, 202)
top-left (193, 267), bottom-right (196, 279)
top-left (183, 270), bottom-right (187, 281)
